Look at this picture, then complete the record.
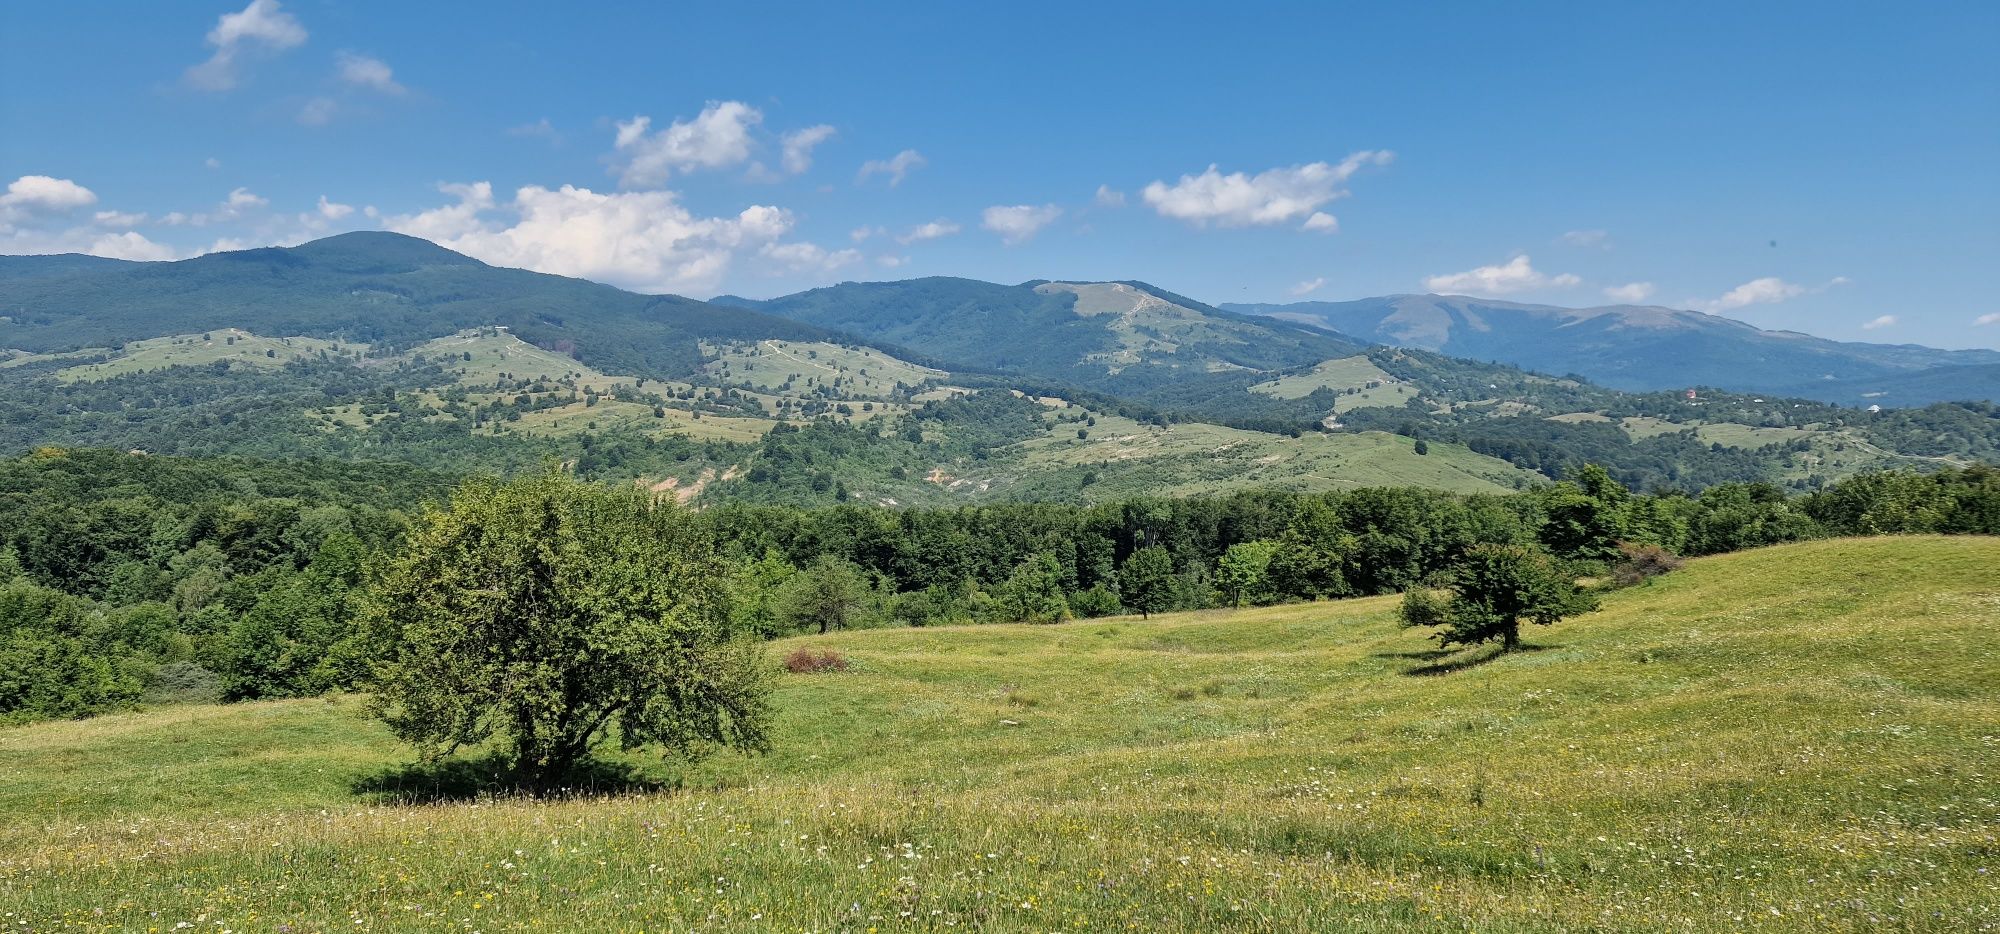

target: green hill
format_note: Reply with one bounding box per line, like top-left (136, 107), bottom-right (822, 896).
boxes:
top-left (2, 536), bottom-right (1992, 931)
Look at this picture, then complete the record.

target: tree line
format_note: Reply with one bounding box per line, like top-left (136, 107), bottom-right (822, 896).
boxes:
top-left (4, 447), bottom-right (1997, 731)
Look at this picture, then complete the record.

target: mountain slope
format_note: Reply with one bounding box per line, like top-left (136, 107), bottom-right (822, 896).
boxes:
top-left (719, 277), bottom-right (1369, 404)
top-left (1226, 293), bottom-right (2000, 404)
top-left (4, 537), bottom-right (1993, 930)
top-left (0, 232), bottom-right (834, 379)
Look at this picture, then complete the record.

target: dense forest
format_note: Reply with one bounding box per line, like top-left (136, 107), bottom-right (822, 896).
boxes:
top-left (4, 446), bottom-right (1996, 725)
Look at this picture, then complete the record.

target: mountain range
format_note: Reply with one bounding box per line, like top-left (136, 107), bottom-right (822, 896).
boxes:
top-left (1224, 294), bottom-right (2000, 405)
top-left (0, 231), bottom-right (1994, 506)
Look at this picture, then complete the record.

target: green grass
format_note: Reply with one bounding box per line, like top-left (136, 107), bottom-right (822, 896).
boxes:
top-left (702, 339), bottom-right (946, 398)
top-left (5, 536), bottom-right (1992, 930)
top-left (1005, 405), bottom-right (1538, 497)
top-left (47, 329), bottom-right (364, 382)
top-left (1251, 354), bottom-right (1418, 412)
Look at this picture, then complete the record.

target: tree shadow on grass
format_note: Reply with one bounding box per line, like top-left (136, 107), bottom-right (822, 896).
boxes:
top-left (1402, 643), bottom-right (1554, 677)
top-left (353, 753), bottom-right (676, 805)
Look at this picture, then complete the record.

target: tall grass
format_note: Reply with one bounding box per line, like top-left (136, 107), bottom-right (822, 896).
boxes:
top-left (1, 537), bottom-right (1994, 931)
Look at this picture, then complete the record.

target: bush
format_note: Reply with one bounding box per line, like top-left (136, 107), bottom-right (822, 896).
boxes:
top-left (1609, 542), bottom-right (1684, 588)
top-left (783, 648), bottom-right (848, 673)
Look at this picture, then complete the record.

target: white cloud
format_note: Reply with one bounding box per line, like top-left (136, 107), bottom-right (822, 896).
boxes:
top-left (857, 149), bottom-right (926, 187)
top-left (758, 241), bottom-right (860, 274)
top-left (185, 0), bottom-right (307, 91)
top-left (1698, 277), bottom-right (1806, 312)
top-left (1861, 315), bottom-right (1897, 331)
top-left (1423, 255), bottom-right (1580, 296)
top-left (779, 125), bottom-right (837, 174)
top-left (1602, 282), bottom-right (1656, 303)
top-left (1094, 185), bottom-right (1126, 207)
top-left (204, 157), bottom-right (222, 170)
top-left (1141, 151), bottom-right (1391, 229)
top-left (877, 254), bottom-right (908, 268)
top-left (335, 51), bottom-right (404, 94)
top-left (88, 231), bottom-right (179, 261)
top-left (1289, 277), bottom-right (1326, 296)
top-left (297, 96), bottom-right (337, 126)
top-left (1300, 212), bottom-right (1338, 233)
top-left (612, 101), bottom-right (763, 187)
top-left (981, 204), bottom-right (1062, 245)
top-left (1560, 229), bottom-right (1611, 249)
top-left (1976, 313), bottom-right (2000, 327)
top-left (386, 181), bottom-right (797, 294)
top-left (896, 219), bottom-right (960, 244)
top-left (93, 210), bottom-right (148, 227)
top-left (848, 225), bottom-right (881, 243)
top-left (316, 195), bottom-right (353, 220)
top-left (0, 176), bottom-right (98, 224)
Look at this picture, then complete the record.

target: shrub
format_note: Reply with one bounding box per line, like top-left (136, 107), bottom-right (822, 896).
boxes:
top-left (1609, 542), bottom-right (1684, 588)
top-left (783, 648), bottom-right (848, 673)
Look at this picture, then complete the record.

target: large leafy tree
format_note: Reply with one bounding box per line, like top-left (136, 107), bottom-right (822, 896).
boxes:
top-left (360, 471), bottom-right (770, 786)
top-left (780, 555), bottom-right (878, 634)
top-left (1400, 543), bottom-right (1598, 652)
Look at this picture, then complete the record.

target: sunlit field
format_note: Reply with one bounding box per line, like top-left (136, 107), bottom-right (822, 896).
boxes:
top-left (2, 537), bottom-right (1995, 931)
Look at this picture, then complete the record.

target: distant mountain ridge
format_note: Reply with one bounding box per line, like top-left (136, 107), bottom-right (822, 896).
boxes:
top-left (0, 231), bottom-right (833, 379)
top-left (1223, 294), bottom-right (2000, 405)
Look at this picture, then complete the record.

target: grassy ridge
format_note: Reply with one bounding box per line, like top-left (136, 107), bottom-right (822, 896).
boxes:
top-left (1, 537), bottom-right (1995, 930)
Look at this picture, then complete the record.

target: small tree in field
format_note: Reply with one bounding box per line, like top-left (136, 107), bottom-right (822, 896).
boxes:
top-left (360, 471), bottom-right (770, 787)
top-left (1399, 543), bottom-right (1597, 652)
top-left (1118, 546), bottom-right (1176, 619)
top-left (781, 555), bottom-right (876, 634)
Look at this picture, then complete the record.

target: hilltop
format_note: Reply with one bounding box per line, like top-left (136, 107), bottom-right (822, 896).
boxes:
top-left (1, 536), bottom-right (1993, 930)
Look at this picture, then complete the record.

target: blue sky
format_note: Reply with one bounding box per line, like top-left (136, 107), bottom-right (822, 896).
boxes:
top-left (3, 1), bottom-right (1996, 347)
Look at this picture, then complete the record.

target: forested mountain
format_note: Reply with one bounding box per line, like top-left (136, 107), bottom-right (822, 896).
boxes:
top-left (0, 232), bottom-right (831, 379)
top-left (1224, 293), bottom-right (2000, 404)
top-left (716, 277), bottom-right (1369, 406)
top-left (0, 233), bottom-right (1996, 503)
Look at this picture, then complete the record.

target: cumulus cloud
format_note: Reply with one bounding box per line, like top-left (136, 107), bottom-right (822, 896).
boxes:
top-left (1141, 151), bottom-right (1391, 230)
top-left (1698, 277), bottom-right (1807, 312)
top-left (1289, 277), bottom-right (1326, 296)
top-left (1300, 212), bottom-right (1338, 233)
top-left (896, 219), bottom-right (960, 244)
top-left (0, 176), bottom-right (97, 224)
top-left (1560, 229), bottom-right (1611, 249)
top-left (1976, 313), bottom-right (2000, 327)
top-left (1423, 255), bottom-right (1580, 296)
top-left (316, 195), bottom-right (353, 220)
top-left (758, 241), bottom-right (861, 274)
top-left (185, 0), bottom-right (307, 91)
top-left (779, 125), bottom-right (837, 175)
top-left (981, 204), bottom-right (1062, 245)
top-left (1093, 185), bottom-right (1126, 207)
top-left (88, 232), bottom-right (179, 261)
top-left (1602, 282), bottom-right (1656, 303)
top-left (335, 51), bottom-right (404, 94)
top-left (386, 181), bottom-right (797, 294)
top-left (92, 210), bottom-right (148, 227)
top-left (612, 101), bottom-right (763, 188)
top-left (857, 149), bottom-right (926, 187)
top-left (1861, 315), bottom-right (1898, 331)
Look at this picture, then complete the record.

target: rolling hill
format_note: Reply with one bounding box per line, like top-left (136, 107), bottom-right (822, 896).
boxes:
top-left (2, 536), bottom-right (1993, 930)
top-left (1225, 293), bottom-right (2000, 404)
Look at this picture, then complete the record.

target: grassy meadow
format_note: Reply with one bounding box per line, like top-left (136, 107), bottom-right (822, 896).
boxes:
top-left (1, 537), bottom-right (1995, 931)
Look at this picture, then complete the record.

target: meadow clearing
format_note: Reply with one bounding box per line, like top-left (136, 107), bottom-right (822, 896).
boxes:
top-left (0, 537), bottom-right (1994, 931)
